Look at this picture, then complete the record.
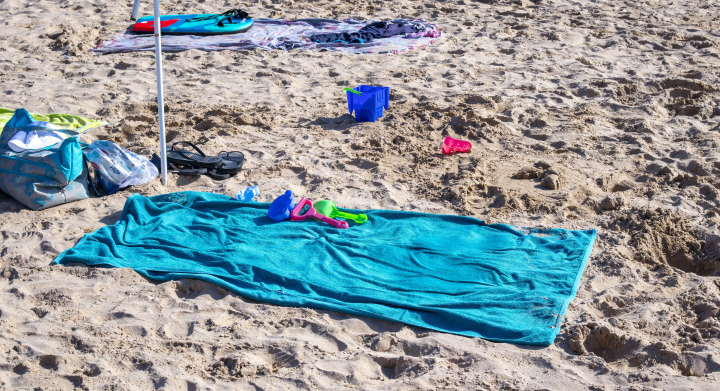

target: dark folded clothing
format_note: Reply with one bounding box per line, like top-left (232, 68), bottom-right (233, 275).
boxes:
top-left (310, 21), bottom-right (422, 43)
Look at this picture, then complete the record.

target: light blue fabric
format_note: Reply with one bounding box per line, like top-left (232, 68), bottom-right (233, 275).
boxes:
top-left (53, 191), bottom-right (596, 345)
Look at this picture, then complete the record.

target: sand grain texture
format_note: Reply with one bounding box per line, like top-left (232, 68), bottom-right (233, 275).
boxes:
top-left (1, 0), bottom-right (720, 389)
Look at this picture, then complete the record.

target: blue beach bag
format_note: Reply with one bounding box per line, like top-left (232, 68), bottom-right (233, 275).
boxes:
top-left (0, 109), bottom-right (90, 210)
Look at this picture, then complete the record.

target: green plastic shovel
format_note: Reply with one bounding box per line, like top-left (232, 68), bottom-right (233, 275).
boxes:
top-left (313, 200), bottom-right (368, 224)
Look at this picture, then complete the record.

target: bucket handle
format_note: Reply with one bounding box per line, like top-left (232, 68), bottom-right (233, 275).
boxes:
top-left (343, 88), bottom-right (362, 96)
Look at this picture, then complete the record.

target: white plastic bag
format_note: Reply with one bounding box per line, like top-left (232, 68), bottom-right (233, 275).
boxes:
top-left (83, 140), bottom-right (158, 190)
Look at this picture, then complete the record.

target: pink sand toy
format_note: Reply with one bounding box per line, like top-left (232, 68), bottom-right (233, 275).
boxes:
top-left (291, 198), bottom-right (349, 229)
top-left (442, 136), bottom-right (472, 154)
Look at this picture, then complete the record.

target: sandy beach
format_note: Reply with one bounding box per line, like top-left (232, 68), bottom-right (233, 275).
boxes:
top-left (1, 0), bottom-right (719, 389)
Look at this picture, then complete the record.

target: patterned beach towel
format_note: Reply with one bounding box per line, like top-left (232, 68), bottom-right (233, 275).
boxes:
top-left (93, 18), bottom-right (441, 55)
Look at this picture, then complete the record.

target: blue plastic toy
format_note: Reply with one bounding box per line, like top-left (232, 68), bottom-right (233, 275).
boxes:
top-left (345, 85), bottom-right (390, 122)
top-left (268, 190), bottom-right (296, 221)
top-left (237, 185), bottom-right (259, 202)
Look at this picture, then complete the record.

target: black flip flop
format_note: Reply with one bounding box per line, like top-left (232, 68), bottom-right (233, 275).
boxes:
top-left (205, 168), bottom-right (232, 180)
top-left (151, 153), bottom-right (207, 176)
top-left (166, 141), bottom-right (222, 169)
top-left (216, 151), bottom-right (245, 174)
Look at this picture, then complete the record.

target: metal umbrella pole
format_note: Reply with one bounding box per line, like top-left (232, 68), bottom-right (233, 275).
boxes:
top-left (152, 0), bottom-right (168, 186)
top-left (131, 0), bottom-right (141, 20)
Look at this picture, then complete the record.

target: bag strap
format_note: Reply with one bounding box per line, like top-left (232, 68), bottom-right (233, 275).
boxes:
top-left (187, 9), bottom-right (249, 26)
top-left (51, 128), bottom-right (81, 137)
top-left (217, 16), bottom-right (233, 28)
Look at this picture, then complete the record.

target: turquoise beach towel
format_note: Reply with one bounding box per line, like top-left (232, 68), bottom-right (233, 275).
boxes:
top-left (53, 192), bottom-right (596, 345)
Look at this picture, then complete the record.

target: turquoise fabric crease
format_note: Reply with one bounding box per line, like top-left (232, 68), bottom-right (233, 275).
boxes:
top-left (52, 191), bottom-right (597, 345)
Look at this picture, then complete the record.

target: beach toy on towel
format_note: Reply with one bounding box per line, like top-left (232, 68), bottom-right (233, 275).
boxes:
top-left (345, 85), bottom-right (390, 122)
top-left (313, 200), bottom-right (368, 224)
top-left (291, 198), bottom-right (349, 229)
top-left (132, 9), bottom-right (253, 36)
top-left (268, 190), bottom-right (295, 221)
top-left (442, 136), bottom-right (472, 154)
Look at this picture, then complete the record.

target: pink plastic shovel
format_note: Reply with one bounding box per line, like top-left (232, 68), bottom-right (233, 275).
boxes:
top-left (291, 198), bottom-right (349, 229)
top-left (442, 136), bottom-right (472, 154)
